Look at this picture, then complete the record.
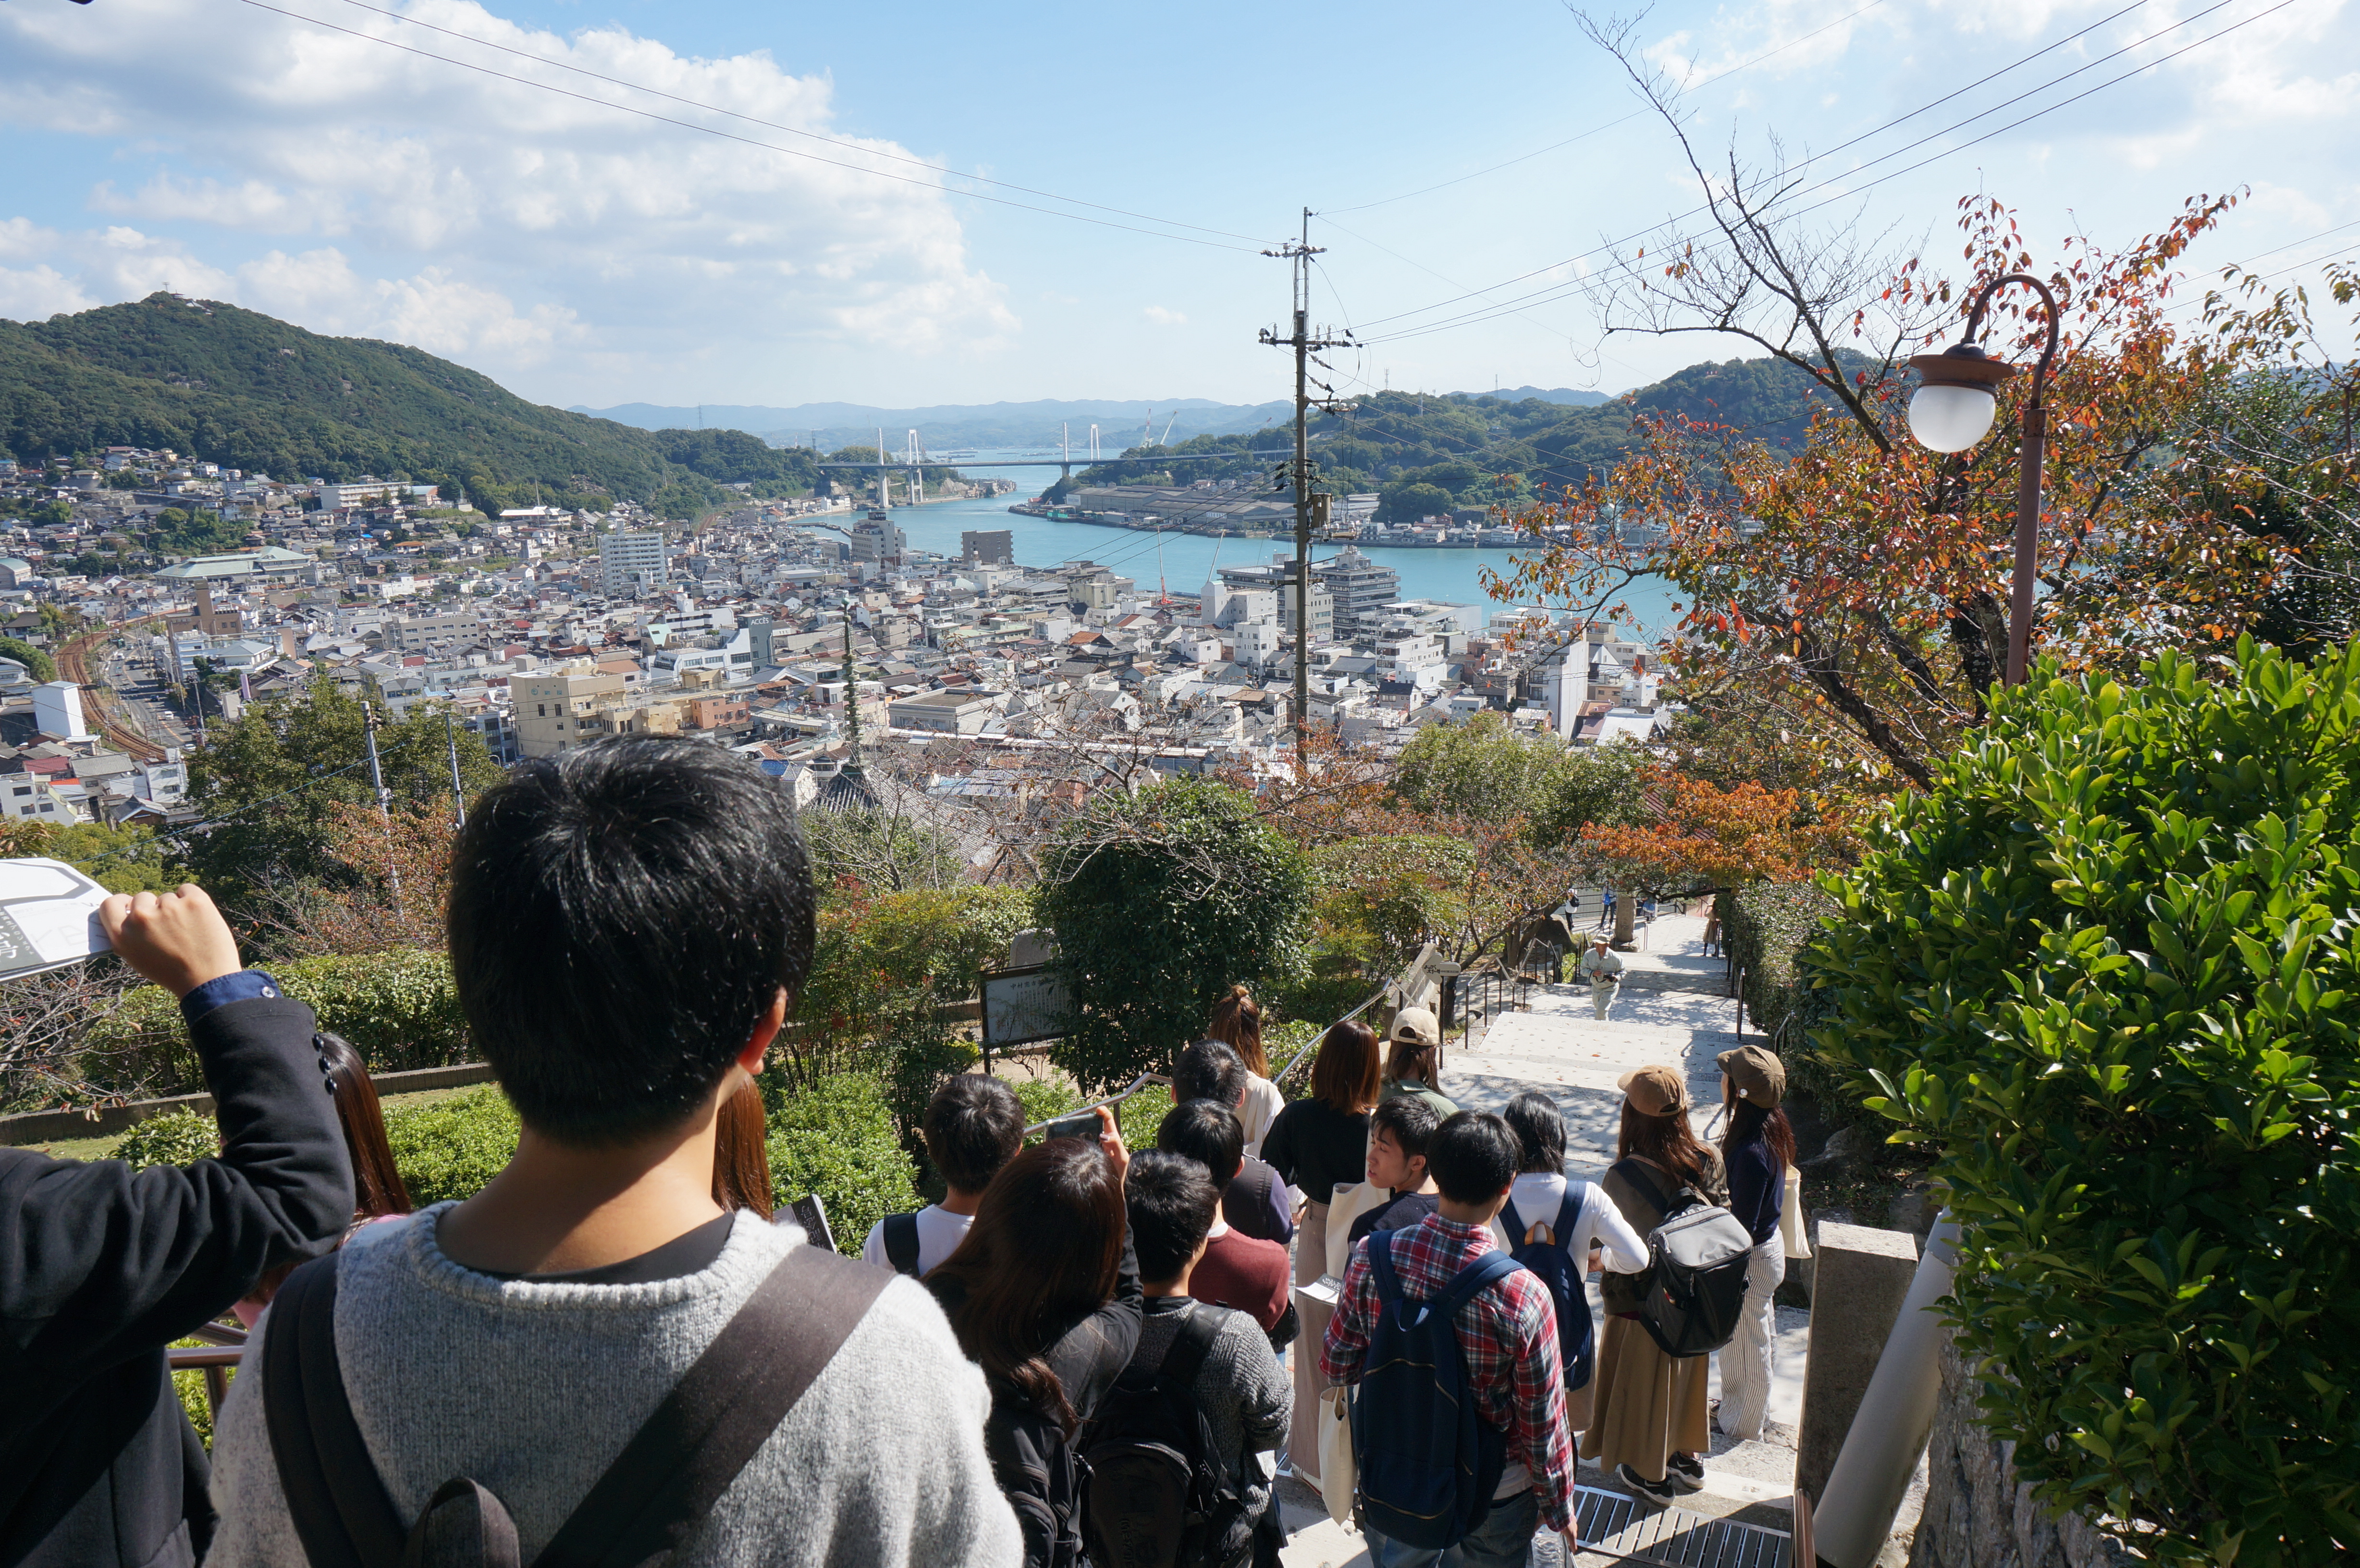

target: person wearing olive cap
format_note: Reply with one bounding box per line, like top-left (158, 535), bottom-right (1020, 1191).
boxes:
top-left (1379, 1006), bottom-right (1457, 1119)
top-left (1583, 1065), bottom-right (1726, 1504)
top-left (1713, 1044), bottom-right (1795, 1443)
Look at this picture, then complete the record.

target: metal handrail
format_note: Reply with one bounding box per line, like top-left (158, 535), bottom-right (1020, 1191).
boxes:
top-left (1022, 1071), bottom-right (1173, 1137)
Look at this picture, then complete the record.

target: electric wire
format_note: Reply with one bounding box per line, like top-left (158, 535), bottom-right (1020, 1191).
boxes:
top-left (230, 0), bottom-right (1273, 254)
top-left (311, 0), bottom-right (1278, 247)
top-left (1323, 0), bottom-right (1894, 216)
top-left (1349, 0), bottom-right (2162, 334)
top-left (1357, 0), bottom-right (2295, 346)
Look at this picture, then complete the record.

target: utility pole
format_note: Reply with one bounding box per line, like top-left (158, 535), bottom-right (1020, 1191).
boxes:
top-left (1259, 207), bottom-right (1353, 769)
top-left (443, 707), bottom-right (468, 832)
top-left (840, 609), bottom-right (864, 768)
top-left (363, 700), bottom-right (401, 903)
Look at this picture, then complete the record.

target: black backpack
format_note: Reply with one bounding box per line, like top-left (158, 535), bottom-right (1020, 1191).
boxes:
top-left (1611, 1159), bottom-right (1756, 1359)
top-left (1501, 1185), bottom-right (1596, 1389)
top-left (983, 1387), bottom-right (1085, 1568)
top-left (882, 1211), bottom-right (922, 1277)
top-left (1078, 1305), bottom-right (1253, 1568)
top-left (261, 1242), bottom-right (888, 1567)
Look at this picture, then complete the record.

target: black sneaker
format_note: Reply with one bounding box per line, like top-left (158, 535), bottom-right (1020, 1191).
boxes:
top-left (1617, 1463), bottom-right (1678, 1505)
top-left (1665, 1453), bottom-right (1705, 1493)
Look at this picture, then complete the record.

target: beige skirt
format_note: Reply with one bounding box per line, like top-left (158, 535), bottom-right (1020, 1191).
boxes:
top-left (1289, 1199), bottom-right (1331, 1482)
top-left (1579, 1314), bottom-right (1709, 1482)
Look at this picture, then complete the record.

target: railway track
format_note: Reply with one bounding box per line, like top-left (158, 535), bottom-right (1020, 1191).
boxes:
top-left (55, 619), bottom-right (171, 764)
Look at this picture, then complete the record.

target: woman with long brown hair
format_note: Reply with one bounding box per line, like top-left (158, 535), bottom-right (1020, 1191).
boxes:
top-left (926, 1108), bottom-right (1138, 1567)
top-left (1581, 1064), bottom-right (1727, 1505)
top-left (1257, 1017), bottom-right (1380, 1484)
top-left (1713, 1045), bottom-right (1795, 1443)
top-left (233, 1032), bottom-right (412, 1326)
top-left (1206, 983), bottom-right (1284, 1155)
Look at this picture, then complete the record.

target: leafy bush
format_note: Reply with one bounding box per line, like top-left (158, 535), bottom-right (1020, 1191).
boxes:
top-left (1012, 1078), bottom-right (1079, 1128)
top-left (114, 1107), bottom-right (218, 1167)
top-left (381, 1086), bottom-right (518, 1207)
top-left (767, 1073), bottom-right (919, 1256)
top-left (1720, 882), bottom-right (1873, 1135)
top-left (1039, 779), bottom-right (1314, 1091)
top-left (81, 949), bottom-right (468, 1098)
top-left (0, 637), bottom-right (57, 684)
top-left (1806, 643), bottom-right (2360, 1566)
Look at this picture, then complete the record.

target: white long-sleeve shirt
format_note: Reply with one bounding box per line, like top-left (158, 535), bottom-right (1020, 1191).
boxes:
top-left (1490, 1171), bottom-right (1651, 1275)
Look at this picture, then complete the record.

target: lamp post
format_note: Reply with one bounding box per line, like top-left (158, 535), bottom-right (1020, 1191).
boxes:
top-left (1905, 273), bottom-right (2062, 686)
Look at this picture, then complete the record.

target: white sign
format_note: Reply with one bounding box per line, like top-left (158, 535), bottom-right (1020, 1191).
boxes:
top-left (0, 858), bottom-right (113, 982)
top-left (982, 965), bottom-right (1069, 1048)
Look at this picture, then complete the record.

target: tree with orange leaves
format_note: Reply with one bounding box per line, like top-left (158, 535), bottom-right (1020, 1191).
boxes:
top-left (1573, 771), bottom-right (1853, 906)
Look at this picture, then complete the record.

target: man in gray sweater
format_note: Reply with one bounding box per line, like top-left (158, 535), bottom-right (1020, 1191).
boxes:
top-left (206, 738), bottom-right (1019, 1567)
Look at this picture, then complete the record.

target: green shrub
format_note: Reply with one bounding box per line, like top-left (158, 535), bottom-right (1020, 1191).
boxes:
top-left (1039, 779), bottom-right (1314, 1092)
top-left (114, 1107), bottom-right (219, 1168)
top-left (81, 949), bottom-right (468, 1098)
top-left (767, 1073), bottom-right (919, 1256)
top-left (1011, 1078), bottom-right (1079, 1128)
top-left (381, 1085), bottom-right (518, 1207)
top-left (1720, 882), bottom-right (1871, 1133)
top-left (1806, 643), bottom-right (2360, 1567)
top-left (0, 637), bottom-right (56, 684)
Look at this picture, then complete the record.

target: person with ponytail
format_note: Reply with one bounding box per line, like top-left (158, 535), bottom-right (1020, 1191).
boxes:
top-left (1207, 984), bottom-right (1284, 1156)
top-left (926, 1108), bottom-right (1139, 1566)
top-left (1713, 1045), bottom-right (1795, 1443)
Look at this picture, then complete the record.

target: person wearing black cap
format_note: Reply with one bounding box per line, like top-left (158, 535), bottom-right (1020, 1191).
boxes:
top-left (1714, 1044), bottom-right (1795, 1443)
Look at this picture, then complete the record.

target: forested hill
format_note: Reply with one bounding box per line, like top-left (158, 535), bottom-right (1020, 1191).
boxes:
top-left (0, 294), bottom-right (819, 513)
top-left (1061, 351), bottom-right (1876, 520)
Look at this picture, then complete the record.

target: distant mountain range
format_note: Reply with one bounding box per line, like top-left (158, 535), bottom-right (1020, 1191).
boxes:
top-left (569, 386), bottom-right (1615, 451)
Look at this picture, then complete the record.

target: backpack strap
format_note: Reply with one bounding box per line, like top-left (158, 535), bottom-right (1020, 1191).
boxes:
top-left (1500, 1197), bottom-right (1528, 1246)
top-left (1158, 1303), bottom-right (1221, 1395)
top-left (1434, 1250), bottom-right (1523, 1317)
top-left (882, 1212), bottom-right (922, 1278)
top-left (537, 1246), bottom-right (892, 1568)
top-left (1554, 1188), bottom-right (1585, 1249)
top-left (263, 1250), bottom-right (408, 1568)
top-left (1612, 1158), bottom-right (1684, 1221)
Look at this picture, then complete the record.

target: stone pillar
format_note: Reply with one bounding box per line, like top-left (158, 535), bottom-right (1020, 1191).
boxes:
top-left (1797, 1221), bottom-right (1920, 1503)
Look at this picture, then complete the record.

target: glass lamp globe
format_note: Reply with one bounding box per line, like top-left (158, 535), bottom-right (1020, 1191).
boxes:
top-left (1907, 382), bottom-right (1998, 453)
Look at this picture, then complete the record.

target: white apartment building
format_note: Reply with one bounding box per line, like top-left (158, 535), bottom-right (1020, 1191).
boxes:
top-left (598, 530), bottom-right (669, 596)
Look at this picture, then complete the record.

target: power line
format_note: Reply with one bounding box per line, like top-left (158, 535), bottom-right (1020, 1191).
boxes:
top-left (1358, 0), bottom-right (2293, 346)
top-left (231, 0), bottom-right (1272, 254)
top-left (1350, 0), bottom-right (2160, 335)
top-left (312, 0), bottom-right (1277, 248)
top-left (1324, 0), bottom-right (1895, 216)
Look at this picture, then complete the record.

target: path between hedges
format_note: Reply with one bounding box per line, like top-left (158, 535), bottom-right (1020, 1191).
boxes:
top-left (1275, 913), bottom-right (1814, 1567)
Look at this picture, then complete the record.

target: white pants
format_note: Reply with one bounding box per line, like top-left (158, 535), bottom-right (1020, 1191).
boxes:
top-left (1717, 1239), bottom-right (1786, 1440)
top-left (1590, 979), bottom-right (1616, 1018)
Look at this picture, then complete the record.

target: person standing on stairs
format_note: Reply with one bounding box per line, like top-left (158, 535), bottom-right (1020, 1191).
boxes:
top-left (1577, 935), bottom-right (1624, 1020)
top-left (1712, 1045), bottom-right (1794, 1443)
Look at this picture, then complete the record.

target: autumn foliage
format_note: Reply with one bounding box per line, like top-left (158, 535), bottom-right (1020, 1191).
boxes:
top-left (1575, 770), bottom-right (1854, 897)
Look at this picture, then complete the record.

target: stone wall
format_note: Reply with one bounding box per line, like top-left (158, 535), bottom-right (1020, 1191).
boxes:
top-left (1907, 1337), bottom-right (2141, 1568)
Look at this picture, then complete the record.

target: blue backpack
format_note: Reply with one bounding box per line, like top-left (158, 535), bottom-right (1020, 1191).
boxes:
top-left (1352, 1235), bottom-right (1524, 1551)
top-left (1502, 1185), bottom-right (1596, 1391)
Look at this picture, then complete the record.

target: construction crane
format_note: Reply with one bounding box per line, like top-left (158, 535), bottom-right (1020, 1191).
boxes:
top-left (1158, 412), bottom-right (1180, 446)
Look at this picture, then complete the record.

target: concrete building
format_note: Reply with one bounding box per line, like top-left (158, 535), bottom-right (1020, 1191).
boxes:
top-left (513, 669), bottom-right (627, 757)
top-left (33, 682), bottom-right (90, 742)
top-left (850, 516), bottom-right (906, 565)
top-left (598, 530), bottom-right (669, 596)
top-left (889, 689), bottom-right (997, 734)
top-left (1312, 546), bottom-right (1401, 636)
top-left (152, 547), bottom-right (314, 584)
top-left (961, 529), bottom-right (1014, 566)
top-left (386, 608), bottom-right (487, 651)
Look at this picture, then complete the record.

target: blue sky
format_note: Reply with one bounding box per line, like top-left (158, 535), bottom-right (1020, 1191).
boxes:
top-left (2, 0), bottom-right (2353, 411)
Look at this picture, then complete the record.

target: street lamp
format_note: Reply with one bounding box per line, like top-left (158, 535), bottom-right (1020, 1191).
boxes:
top-left (1905, 272), bottom-right (2061, 686)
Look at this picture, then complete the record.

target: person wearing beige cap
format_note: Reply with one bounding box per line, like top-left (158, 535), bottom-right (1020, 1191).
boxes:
top-left (1712, 1044), bottom-right (1795, 1443)
top-left (1576, 934), bottom-right (1624, 1019)
top-left (1582, 1064), bottom-right (1727, 1504)
top-left (1379, 1006), bottom-right (1458, 1119)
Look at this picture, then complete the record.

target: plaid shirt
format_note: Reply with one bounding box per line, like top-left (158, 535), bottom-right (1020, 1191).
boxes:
top-left (1320, 1212), bottom-right (1573, 1533)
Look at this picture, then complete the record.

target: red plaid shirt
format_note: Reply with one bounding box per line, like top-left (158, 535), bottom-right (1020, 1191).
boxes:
top-left (1320, 1212), bottom-right (1574, 1533)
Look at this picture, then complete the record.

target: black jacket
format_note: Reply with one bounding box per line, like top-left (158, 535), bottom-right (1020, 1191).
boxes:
top-left (0, 996), bottom-right (355, 1568)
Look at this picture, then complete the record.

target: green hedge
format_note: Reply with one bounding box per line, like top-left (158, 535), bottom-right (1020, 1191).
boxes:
top-left (81, 949), bottom-right (468, 1097)
top-left (1719, 883), bottom-right (1869, 1133)
top-left (381, 1086), bottom-right (519, 1206)
top-left (1806, 644), bottom-right (2360, 1567)
top-left (767, 1072), bottom-right (920, 1256)
top-left (114, 1107), bottom-right (218, 1167)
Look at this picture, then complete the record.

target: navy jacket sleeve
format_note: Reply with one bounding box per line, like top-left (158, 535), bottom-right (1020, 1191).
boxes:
top-left (0, 994), bottom-right (356, 1562)
top-left (1725, 1139), bottom-right (1781, 1246)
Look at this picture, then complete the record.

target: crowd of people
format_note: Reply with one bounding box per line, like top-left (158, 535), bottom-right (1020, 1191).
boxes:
top-left (0, 736), bottom-right (1795, 1568)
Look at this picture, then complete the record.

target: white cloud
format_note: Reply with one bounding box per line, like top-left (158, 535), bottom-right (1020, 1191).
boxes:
top-left (0, 0), bottom-right (1012, 394)
top-left (1143, 305), bottom-right (1188, 326)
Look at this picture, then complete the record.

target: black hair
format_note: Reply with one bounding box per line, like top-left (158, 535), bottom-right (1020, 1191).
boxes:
top-left (1156, 1099), bottom-right (1245, 1192)
top-left (1125, 1148), bottom-right (1218, 1284)
top-left (925, 1074), bottom-right (1026, 1193)
top-left (1173, 1038), bottom-right (1247, 1109)
top-left (1502, 1090), bottom-right (1567, 1175)
top-left (1369, 1094), bottom-right (1441, 1161)
top-left (447, 736), bottom-right (816, 1145)
top-left (1426, 1111), bottom-right (1520, 1205)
